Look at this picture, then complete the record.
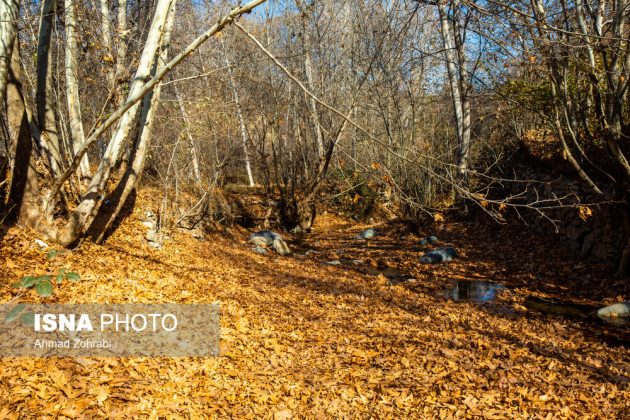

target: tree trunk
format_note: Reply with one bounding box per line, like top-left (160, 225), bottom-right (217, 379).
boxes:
top-left (0, 0), bottom-right (19, 106)
top-left (100, 0), bottom-right (114, 88)
top-left (222, 40), bottom-right (255, 187)
top-left (452, 8), bottom-right (471, 176)
top-left (113, 0), bottom-right (128, 107)
top-left (90, 0), bottom-right (178, 242)
top-left (294, 0), bottom-right (324, 157)
top-left (437, 0), bottom-right (465, 176)
top-left (59, 0), bottom-right (174, 245)
top-left (36, 0), bottom-right (63, 177)
top-left (173, 82), bottom-right (201, 181)
top-left (6, 36), bottom-right (41, 227)
top-left (64, 0), bottom-right (90, 180)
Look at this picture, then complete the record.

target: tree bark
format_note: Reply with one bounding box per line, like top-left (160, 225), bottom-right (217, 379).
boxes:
top-left (173, 82), bottom-right (201, 181)
top-left (437, 0), bottom-right (465, 175)
top-left (59, 0), bottom-right (174, 245)
top-left (90, 0), bottom-right (178, 242)
top-left (64, 0), bottom-right (90, 180)
top-left (222, 39), bottom-right (255, 187)
top-left (36, 0), bottom-right (63, 177)
top-left (100, 0), bottom-right (114, 88)
top-left (295, 0), bottom-right (324, 157)
top-left (0, 0), bottom-right (19, 106)
top-left (6, 36), bottom-right (41, 227)
top-left (113, 0), bottom-right (128, 106)
top-left (452, 7), bottom-right (471, 176)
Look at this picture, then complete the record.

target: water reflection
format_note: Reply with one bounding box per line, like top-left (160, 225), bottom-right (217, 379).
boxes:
top-left (444, 281), bottom-right (506, 302)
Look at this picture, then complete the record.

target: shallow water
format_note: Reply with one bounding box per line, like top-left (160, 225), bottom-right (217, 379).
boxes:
top-left (525, 296), bottom-right (629, 327)
top-left (443, 280), bottom-right (506, 303)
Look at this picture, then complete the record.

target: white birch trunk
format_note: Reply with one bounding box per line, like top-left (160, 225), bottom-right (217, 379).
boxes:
top-left (36, 0), bottom-right (63, 176)
top-left (222, 40), bottom-right (255, 187)
top-left (174, 83), bottom-right (201, 181)
top-left (294, 0), bottom-right (324, 157)
top-left (113, 0), bottom-right (127, 106)
top-left (0, 0), bottom-right (19, 106)
top-left (100, 0), bottom-right (114, 87)
top-left (438, 1), bottom-right (463, 158)
top-left (94, 0), bottom-right (178, 241)
top-left (60, 0), bottom-right (173, 244)
top-left (64, 0), bottom-right (90, 179)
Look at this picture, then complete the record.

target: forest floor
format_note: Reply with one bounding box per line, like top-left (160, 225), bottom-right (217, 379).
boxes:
top-left (0, 192), bottom-right (628, 418)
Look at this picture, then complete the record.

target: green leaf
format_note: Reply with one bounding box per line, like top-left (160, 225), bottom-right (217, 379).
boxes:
top-left (65, 272), bottom-right (81, 282)
top-left (35, 280), bottom-right (53, 297)
top-left (12, 276), bottom-right (35, 288)
top-left (56, 268), bottom-right (66, 285)
top-left (22, 276), bottom-right (37, 288)
top-left (46, 250), bottom-right (58, 260)
top-left (5, 304), bottom-right (26, 322)
top-left (20, 311), bottom-right (35, 327)
top-left (36, 275), bottom-right (52, 283)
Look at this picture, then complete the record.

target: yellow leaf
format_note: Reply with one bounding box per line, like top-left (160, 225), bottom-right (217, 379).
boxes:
top-left (274, 409), bottom-right (292, 420)
top-left (578, 206), bottom-right (592, 221)
top-left (434, 212), bottom-right (445, 222)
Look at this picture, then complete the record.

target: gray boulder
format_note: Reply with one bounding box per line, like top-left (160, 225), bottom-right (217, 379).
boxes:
top-left (272, 237), bottom-right (291, 256)
top-left (249, 230), bottom-right (281, 246)
top-left (355, 228), bottom-right (376, 240)
top-left (597, 301), bottom-right (630, 318)
top-left (252, 246), bottom-right (268, 254)
top-left (249, 230), bottom-right (291, 255)
top-left (419, 247), bottom-right (458, 264)
top-left (146, 229), bottom-right (165, 249)
top-left (146, 229), bottom-right (158, 242)
top-left (419, 235), bottom-right (438, 245)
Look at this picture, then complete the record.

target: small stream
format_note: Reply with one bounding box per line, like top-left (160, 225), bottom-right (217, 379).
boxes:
top-left (442, 279), bottom-right (629, 327)
top-left (307, 247), bottom-right (629, 329)
top-left (442, 280), bottom-right (506, 303)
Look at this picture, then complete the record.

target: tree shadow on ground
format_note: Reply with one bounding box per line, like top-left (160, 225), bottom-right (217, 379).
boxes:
top-left (106, 234), bottom-right (629, 385)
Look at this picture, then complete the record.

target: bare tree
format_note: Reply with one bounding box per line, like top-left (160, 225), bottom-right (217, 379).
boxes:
top-left (0, 0), bottom-right (19, 106)
top-left (36, 0), bottom-right (63, 177)
top-left (221, 37), bottom-right (255, 187)
top-left (65, 0), bottom-right (90, 179)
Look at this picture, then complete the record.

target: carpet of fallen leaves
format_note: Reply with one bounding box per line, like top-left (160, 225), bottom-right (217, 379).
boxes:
top-left (0, 195), bottom-right (628, 418)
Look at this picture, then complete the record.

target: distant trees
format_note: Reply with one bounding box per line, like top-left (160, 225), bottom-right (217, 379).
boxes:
top-left (527, 0), bottom-right (630, 191)
top-left (1, 0), bottom-right (629, 242)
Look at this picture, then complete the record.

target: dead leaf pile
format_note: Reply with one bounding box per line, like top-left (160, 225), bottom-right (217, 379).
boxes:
top-left (0, 193), bottom-right (628, 418)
